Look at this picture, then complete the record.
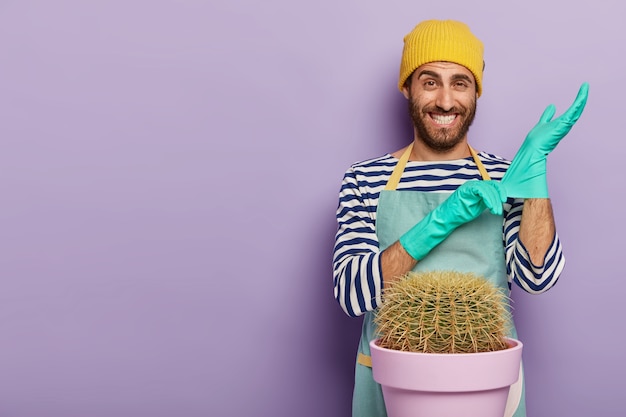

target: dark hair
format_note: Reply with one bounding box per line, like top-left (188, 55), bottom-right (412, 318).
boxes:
top-left (403, 71), bottom-right (414, 90)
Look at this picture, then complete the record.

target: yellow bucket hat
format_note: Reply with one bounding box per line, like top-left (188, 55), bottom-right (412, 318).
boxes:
top-left (398, 20), bottom-right (485, 97)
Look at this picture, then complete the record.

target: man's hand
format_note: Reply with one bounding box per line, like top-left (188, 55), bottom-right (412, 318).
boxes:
top-left (399, 180), bottom-right (507, 261)
top-left (502, 82), bottom-right (589, 198)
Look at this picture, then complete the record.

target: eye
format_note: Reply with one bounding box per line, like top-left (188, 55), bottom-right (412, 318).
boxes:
top-left (454, 81), bottom-right (469, 90)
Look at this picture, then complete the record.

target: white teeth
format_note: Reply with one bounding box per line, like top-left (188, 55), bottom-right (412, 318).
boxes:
top-left (432, 114), bottom-right (456, 124)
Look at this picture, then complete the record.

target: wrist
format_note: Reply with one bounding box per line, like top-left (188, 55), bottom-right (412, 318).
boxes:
top-left (399, 210), bottom-right (452, 261)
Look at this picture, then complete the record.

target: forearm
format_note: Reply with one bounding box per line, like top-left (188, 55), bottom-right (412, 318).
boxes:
top-left (504, 198), bottom-right (564, 294)
top-left (518, 198), bottom-right (556, 265)
top-left (380, 241), bottom-right (417, 288)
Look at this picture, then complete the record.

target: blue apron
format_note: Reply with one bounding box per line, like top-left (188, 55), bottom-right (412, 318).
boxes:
top-left (352, 144), bottom-right (526, 417)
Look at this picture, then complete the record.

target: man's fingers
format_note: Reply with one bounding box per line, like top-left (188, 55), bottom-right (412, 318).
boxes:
top-left (475, 182), bottom-right (504, 216)
top-left (560, 82), bottom-right (589, 125)
top-left (538, 104), bottom-right (556, 124)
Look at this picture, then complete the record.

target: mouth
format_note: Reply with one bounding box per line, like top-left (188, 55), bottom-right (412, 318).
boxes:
top-left (429, 113), bottom-right (457, 127)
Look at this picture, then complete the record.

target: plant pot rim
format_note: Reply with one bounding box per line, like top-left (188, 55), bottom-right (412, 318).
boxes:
top-left (370, 337), bottom-right (522, 358)
top-left (369, 337), bottom-right (523, 392)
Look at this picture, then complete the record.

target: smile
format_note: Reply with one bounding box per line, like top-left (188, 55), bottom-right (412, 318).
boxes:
top-left (430, 114), bottom-right (457, 126)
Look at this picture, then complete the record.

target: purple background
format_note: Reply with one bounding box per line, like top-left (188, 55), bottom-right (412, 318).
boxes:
top-left (0, 1), bottom-right (619, 416)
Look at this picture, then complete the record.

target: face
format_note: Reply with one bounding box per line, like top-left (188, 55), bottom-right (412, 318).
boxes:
top-left (403, 62), bottom-right (477, 153)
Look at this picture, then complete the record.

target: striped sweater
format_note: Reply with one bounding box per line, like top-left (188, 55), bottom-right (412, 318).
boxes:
top-left (333, 150), bottom-right (564, 317)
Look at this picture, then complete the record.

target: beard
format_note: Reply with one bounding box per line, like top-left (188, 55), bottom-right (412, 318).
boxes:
top-left (408, 92), bottom-right (477, 153)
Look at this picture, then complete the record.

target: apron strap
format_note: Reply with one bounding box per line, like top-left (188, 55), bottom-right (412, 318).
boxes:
top-left (384, 143), bottom-right (414, 190)
top-left (357, 352), bottom-right (372, 367)
top-left (384, 143), bottom-right (491, 191)
top-left (468, 146), bottom-right (491, 181)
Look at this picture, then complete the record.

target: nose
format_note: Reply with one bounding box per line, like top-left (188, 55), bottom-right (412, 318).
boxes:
top-left (435, 87), bottom-right (454, 112)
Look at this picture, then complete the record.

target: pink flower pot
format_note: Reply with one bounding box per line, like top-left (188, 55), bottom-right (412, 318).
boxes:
top-left (370, 338), bottom-right (523, 417)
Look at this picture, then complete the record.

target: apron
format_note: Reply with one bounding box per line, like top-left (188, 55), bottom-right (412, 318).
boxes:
top-left (352, 144), bottom-right (526, 417)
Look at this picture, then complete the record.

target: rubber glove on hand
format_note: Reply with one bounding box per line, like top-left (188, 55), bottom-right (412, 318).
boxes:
top-left (501, 82), bottom-right (589, 198)
top-left (399, 180), bottom-right (507, 261)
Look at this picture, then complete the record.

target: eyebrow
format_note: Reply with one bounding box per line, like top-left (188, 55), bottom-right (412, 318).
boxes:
top-left (417, 70), bottom-right (442, 80)
top-left (417, 70), bottom-right (474, 84)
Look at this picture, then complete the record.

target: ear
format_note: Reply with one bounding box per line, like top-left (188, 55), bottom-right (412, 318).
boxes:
top-left (401, 85), bottom-right (410, 100)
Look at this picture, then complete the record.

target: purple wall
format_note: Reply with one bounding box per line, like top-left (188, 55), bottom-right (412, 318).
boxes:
top-left (0, 1), bottom-right (619, 416)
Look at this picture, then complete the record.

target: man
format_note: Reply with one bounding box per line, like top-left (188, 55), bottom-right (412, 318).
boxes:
top-left (332, 19), bottom-right (587, 417)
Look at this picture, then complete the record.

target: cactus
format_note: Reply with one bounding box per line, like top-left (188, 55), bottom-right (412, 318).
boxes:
top-left (374, 270), bottom-right (512, 353)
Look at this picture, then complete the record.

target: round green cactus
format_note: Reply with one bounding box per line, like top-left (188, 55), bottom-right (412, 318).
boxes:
top-left (374, 270), bottom-right (512, 353)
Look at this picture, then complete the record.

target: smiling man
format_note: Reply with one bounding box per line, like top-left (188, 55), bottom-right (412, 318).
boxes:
top-left (405, 62), bottom-right (477, 153)
top-left (332, 19), bottom-right (588, 417)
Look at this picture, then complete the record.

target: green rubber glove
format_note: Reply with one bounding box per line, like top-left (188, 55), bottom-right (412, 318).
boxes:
top-left (501, 82), bottom-right (589, 198)
top-left (399, 180), bottom-right (507, 261)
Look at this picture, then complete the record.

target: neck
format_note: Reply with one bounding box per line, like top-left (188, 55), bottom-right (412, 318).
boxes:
top-left (409, 137), bottom-right (471, 161)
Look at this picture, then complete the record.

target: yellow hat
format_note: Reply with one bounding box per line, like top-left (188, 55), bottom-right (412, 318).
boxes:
top-left (398, 20), bottom-right (485, 97)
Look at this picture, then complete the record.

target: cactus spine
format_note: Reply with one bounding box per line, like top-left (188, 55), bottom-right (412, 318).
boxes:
top-left (374, 270), bottom-right (512, 353)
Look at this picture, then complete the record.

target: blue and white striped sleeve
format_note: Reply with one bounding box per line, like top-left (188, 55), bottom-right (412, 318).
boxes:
top-left (332, 167), bottom-right (383, 317)
top-left (503, 199), bottom-right (565, 293)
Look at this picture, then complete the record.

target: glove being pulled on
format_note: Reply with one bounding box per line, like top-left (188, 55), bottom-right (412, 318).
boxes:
top-left (399, 180), bottom-right (507, 261)
top-left (501, 82), bottom-right (589, 198)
